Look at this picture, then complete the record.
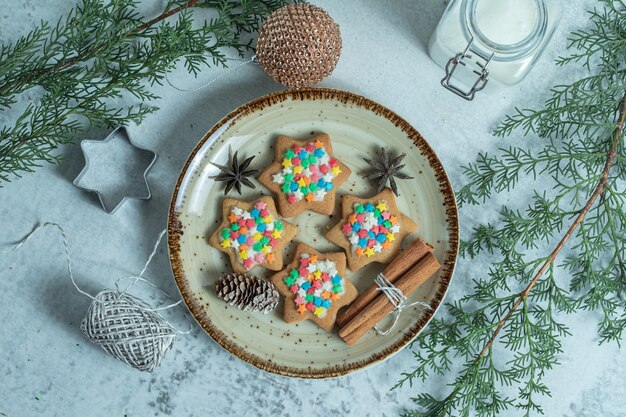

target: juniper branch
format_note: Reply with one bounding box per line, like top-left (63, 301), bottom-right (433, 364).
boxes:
top-left (0, 0), bottom-right (297, 184)
top-left (398, 2), bottom-right (626, 416)
top-left (480, 92), bottom-right (626, 356)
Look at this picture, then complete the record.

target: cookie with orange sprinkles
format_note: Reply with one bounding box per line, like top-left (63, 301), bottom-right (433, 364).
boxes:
top-left (209, 196), bottom-right (298, 274)
top-left (326, 188), bottom-right (417, 272)
top-left (271, 243), bottom-right (357, 331)
top-left (258, 133), bottom-right (351, 217)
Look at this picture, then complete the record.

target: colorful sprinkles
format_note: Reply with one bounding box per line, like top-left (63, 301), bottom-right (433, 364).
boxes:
top-left (218, 201), bottom-right (284, 270)
top-left (285, 253), bottom-right (345, 317)
top-left (272, 139), bottom-right (341, 205)
top-left (341, 200), bottom-right (401, 257)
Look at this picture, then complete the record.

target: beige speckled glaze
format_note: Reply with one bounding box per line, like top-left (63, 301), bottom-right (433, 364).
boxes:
top-left (168, 88), bottom-right (458, 378)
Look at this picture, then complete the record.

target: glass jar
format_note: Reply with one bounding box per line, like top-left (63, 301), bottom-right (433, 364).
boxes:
top-left (428, 0), bottom-right (561, 100)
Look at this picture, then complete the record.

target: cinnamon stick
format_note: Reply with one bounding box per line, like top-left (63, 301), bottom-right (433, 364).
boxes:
top-left (338, 253), bottom-right (441, 345)
top-left (336, 238), bottom-right (433, 328)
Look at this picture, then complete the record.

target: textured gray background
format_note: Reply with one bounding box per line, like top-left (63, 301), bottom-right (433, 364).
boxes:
top-left (1, 1), bottom-right (624, 416)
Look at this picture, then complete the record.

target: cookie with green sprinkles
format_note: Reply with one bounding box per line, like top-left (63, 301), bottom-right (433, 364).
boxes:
top-left (270, 243), bottom-right (358, 331)
top-left (258, 133), bottom-right (352, 217)
top-left (209, 196), bottom-right (298, 274)
top-left (326, 188), bottom-right (417, 272)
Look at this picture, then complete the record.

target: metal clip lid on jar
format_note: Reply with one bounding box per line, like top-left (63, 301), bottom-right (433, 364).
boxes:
top-left (429, 0), bottom-right (560, 100)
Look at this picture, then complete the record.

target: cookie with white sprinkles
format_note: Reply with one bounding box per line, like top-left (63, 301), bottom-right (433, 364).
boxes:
top-left (325, 188), bottom-right (417, 272)
top-left (258, 133), bottom-right (351, 217)
top-left (208, 196), bottom-right (298, 274)
top-left (271, 243), bottom-right (357, 331)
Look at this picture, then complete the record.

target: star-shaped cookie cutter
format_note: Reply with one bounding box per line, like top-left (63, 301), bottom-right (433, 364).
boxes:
top-left (73, 127), bottom-right (157, 214)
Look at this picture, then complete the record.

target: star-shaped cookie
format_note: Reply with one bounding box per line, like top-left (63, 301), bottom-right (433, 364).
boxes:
top-left (271, 243), bottom-right (358, 331)
top-left (326, 188), bottom-right (417, 272)
top-left (209, 196), bottom-right (297, 274)
top-left (258, 133), bottom-right (351, 217)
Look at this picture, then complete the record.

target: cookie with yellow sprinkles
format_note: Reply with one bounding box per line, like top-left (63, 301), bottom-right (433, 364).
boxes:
top-left (326, 188), bottom-right (417, 272)
top-left (258, 133), bottom-right (351, 217)
top-left (271, 243), bottom-right (357, 331)
top-left (209, 196), bottom-right (298, 274)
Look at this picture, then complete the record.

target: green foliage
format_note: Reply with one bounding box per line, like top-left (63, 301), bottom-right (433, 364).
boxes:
top-left (397, 1), bottom-right (626, 416)
top-left (0, 0), bottom-right (297, 183)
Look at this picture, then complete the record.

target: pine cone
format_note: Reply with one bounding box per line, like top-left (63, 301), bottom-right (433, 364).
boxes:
top-left (215, 273), bottom-right (279, 314)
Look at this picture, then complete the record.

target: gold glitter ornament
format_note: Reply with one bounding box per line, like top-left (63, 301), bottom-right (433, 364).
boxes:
top-left (256, 4), bottom-right (342, 88)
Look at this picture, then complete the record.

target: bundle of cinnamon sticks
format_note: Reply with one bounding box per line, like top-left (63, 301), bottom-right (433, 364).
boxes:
top-left (337, 238), bottom-right (441, 345)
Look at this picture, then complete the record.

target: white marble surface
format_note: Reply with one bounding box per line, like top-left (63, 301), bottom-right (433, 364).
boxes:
top-left (1, 1), bottom-right (624, 416)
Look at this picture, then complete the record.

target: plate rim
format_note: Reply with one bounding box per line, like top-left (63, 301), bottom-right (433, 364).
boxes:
top-left (167, 87), bottom-right (459, 378)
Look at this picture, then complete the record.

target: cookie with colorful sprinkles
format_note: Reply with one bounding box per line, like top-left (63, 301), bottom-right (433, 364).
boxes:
top-left (271, 243), bottom-right (358, 331)
top-left (258, 133), bottom-right (351, 217)
top-left (326, 188), bottom-right (417, 272)
top-left (209, 196), bottom-right (298, 274)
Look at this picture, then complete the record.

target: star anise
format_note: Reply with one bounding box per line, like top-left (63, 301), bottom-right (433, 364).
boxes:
top-left (211, 151), bottom-right (259, 195)
top-left (363, 147), bottom-right (414, 196)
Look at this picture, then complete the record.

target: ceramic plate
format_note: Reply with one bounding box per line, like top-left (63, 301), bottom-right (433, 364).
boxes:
top-left (168, 88), bottom-right (458, 378)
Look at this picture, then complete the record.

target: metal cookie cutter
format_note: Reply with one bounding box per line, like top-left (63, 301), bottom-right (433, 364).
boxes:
top-left (73, 127), bottom-right (157, 214)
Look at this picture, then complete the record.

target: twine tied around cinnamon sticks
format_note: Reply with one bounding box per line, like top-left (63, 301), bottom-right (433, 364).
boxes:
top-left (338, 238), bottom-right (441, 345)
top-left (373, 272), bottom-right (432, 336)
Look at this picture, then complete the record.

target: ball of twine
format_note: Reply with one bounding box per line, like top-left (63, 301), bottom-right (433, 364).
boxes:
top-left (3, 224), bottom-right (190, 373)
top-left (256, 4), bottom-right (342, 88)
top-left (81, 289), bottom-right (177, 372)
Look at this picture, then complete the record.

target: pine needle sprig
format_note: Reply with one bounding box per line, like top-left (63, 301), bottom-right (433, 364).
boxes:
top-left (0, 0), bottom-right (298, 184)
top-left (397, 2), bottom-right (626, 416)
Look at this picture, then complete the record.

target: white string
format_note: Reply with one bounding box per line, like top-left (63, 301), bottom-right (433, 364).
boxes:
top-left (2, 222), bottom-right (192, 334)
top-left (1, 222), bottom-right (95, 300)
top-left (112, 228), bottom-right (193, 333)
top-left (116, 228), bottom-right (167, 294)
top-left (116, 276), bottom-right (185, 313)
top-left (374, 272), bottom-right (432, 336)
top-left (166, 55), bottom-right (258, 93)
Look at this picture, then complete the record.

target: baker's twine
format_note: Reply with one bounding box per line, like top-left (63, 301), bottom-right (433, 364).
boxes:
top-left (374, 272), bottom-right (432, 336)
top-left (166, 55), bottom-right (258, 93)
top-left (2, 223), bottom-right (191, 372)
